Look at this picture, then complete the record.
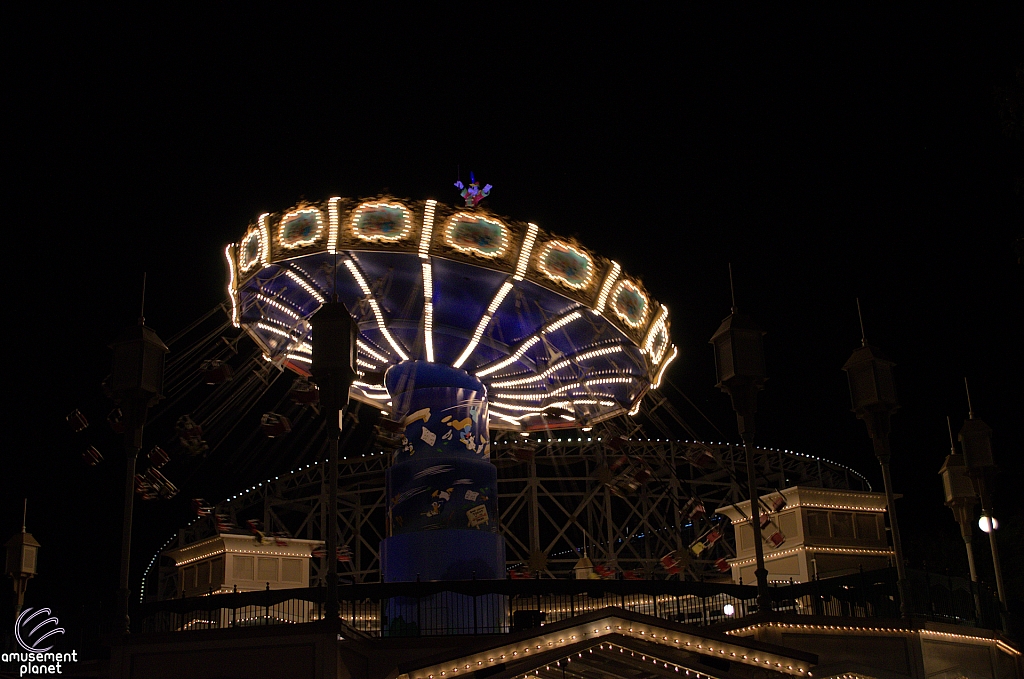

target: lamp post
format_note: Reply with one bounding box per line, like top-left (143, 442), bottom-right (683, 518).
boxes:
top-left (309, 296), bottom-right (357, 621)
top-left (842, 331), bottom-right (909, 617)
top-left (109, 306), bottom-right (167, 634)
top-left (709, 297), bottom-right (771, 613)
top-left (938, 447), bottom-right (979, 580)
top-left (938, 419), bottom-right (981, 619)
top-left (957, 393), bottom-right (1007, 611)
top-left (4, 500), bottom-right (39, 623)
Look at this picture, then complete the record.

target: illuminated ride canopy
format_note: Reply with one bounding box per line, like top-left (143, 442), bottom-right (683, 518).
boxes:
top-left (226, 197), bottom-right (676, 431)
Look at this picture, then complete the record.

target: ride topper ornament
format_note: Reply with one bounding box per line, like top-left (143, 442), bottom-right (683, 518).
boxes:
top-left (454, 172), bottom-right (492, 207)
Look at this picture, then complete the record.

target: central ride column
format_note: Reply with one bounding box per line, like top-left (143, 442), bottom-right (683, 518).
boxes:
top-left (379, 361), bottom-right (506, 634)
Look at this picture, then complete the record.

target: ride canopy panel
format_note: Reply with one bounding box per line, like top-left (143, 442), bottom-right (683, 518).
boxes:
top-left (226, 196), bottom-right (676, 432)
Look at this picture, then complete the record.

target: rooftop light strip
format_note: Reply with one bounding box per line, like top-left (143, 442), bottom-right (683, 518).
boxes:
top-left (225, 245), bottom-right (240, 328)
top-left (422, 260), bottom-right (434, 363)
top-left (343, 258), bottom-right (410, 361)
top-left (729, 546), bottom-right (895, 567)
top-left (453, 280), bottom-right (515, 369)
top-left (327, 197), bottom-right (342, 254)
top-left (593, 261), bottom-right (621, 314)
top-left (258, 213), bottom-right (271, 267)
top-left (514, 223), bottom-right (539, 280)
top-left (284, 268), bottom-right (325, 304)
top-left (285, 353), bottom-right (312, 364)
top-left (651, 345), bottom-right (678, 389)
top-left (418, 199), bottom-right (437, 258)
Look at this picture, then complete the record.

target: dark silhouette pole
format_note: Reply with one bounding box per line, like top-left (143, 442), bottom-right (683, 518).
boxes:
top-left (709, 280), bottom-right (771, 613)
top-left (108, 288), bottom-right (167, 634)
top-left (4, 500), bottom-right (40, 623)
top-left (309, 296), bottom-right (357, 621)
top-left (841, 309), bottom-right (908, 618)
top-left (958, 385), bottom-right (1007, 630)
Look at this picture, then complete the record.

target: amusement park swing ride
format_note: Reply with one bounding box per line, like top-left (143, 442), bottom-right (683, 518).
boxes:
top-left (67, 179), bottom-right (874, 604)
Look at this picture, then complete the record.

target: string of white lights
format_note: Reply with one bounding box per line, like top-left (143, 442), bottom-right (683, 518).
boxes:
top-left (419, 199), bottom-right (437, 258)
top-left (343, 257), bottom-right (410, 361)
top-left (256, 293), bottom-right (304, 321)
top-left (592, 261), bottom-right (621, 314)
top-left (453, 280), bottom-right (514, 369)
top-left (514, 223), bottom-right (539, 280)
top-left (490, 345), bottom-right (625, 388)
top-left (284, 268), bottom-right (325, 304)
top-left (651, 345), bottom-right (678, 389)
top-left (422, 261), bottom-right (435, 363)
top-left (327, 197), bottom-right (342, 254)
top-left (476, 311), bottom-right (584, 377)
top-left (258, 213), bottom-right (271, 267)
top-left (225, 245), bottom-right (240, 328)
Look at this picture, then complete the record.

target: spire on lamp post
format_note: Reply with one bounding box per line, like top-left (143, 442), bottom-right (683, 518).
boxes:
top-left (841, 300), bottom-right (909, 618)
top-left (4, 499), bottom-right (40, 623)
top-left (709, 265), bottom-right (771, 612)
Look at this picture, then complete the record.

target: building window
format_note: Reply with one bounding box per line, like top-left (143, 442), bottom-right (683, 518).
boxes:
top-left (281, 558), bottom-right (303, 583)
top-left (807, 510), bottom-right (829, 538)
top-left (183, 565), bottom-right (197, 590)
top-left (855, 513), bottom-right (879, 540)
top-left (257, 557), bottom-right (279, 583)
top-left (211, 557), bottom-right (224, 586)
top-left (233, 556), bottom-right (254, 580)
top-left (197, 561), bottom-right (211, 588)
top-left (831, 512), bottom-right (855, 539)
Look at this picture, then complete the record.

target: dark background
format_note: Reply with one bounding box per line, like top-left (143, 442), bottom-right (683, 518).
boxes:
top-left (2, 4), bottom-right (1021, 645)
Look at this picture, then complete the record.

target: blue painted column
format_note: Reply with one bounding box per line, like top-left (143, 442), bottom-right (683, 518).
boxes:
top-left (380, 361), bottom-right (506, 634)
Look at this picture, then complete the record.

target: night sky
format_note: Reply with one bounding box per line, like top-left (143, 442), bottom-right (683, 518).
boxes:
top-left (3, 5), bottom-right (1022, 638)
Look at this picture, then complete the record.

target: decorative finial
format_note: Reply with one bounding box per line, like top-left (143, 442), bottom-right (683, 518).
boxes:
top-left (964, 377), bottom-right (974, 419)
top-left (728, 263), bottom-right (736, 312)
top-left (856, 298), bottom-right (866, 347)
top-left (139, 272), bottom-right (147, 326)
top-left (22, 498), bottom-right (27, 533)
top-left (454, 171), bottom-right (492, 207)
top-left (946, 416), bottom-right (957, 455)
